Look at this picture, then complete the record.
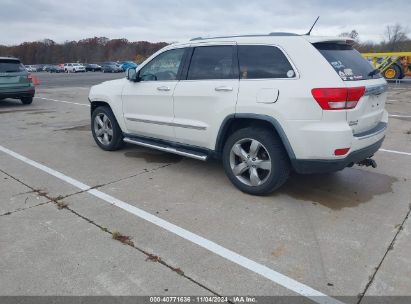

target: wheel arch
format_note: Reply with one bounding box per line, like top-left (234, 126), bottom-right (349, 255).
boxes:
top-left (90, 100), bottom-right (111, 116)
top-left (214, 114), bottom-right (296, 161)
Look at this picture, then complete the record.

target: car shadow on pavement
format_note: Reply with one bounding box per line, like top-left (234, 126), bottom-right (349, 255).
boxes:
top-left (277, 168), bottom-right (397, 210)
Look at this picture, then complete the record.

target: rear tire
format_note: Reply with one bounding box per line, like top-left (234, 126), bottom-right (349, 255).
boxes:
top-left (222, 127), bottom-right (290, 195)
top-left (21, 97), bottom-right (33, 105)
top-left (91, 106), bottom-right (124, 151)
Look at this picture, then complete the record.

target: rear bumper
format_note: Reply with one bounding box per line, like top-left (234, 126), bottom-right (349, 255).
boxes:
top-left (293, 137), bottom-right (384, 174)
top-left (0, 87), bottom-right (35, 99)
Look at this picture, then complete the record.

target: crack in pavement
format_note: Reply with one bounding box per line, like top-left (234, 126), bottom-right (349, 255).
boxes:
top-left (357, 202), bottom-right (411, 303)
top-left (89, 162), bottom-right (175, 190)
top-left (0, 200), bottom-right (51, 217)
top-left (0, 167), bottom-right (223, 298)
top-left (0, 168), bottom-right (54, 216)
top-left (0, 162), bottom-right (175, 215)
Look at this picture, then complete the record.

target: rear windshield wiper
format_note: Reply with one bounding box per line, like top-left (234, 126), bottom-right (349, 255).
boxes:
top-left (368, 69), bottom-right (380, 77)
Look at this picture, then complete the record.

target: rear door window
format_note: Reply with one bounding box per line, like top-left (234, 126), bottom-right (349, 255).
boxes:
top-left (0, 59), bottom-right (25, 73)
top-left (314, 43), bottom-right (381, 81)
top-left (238, 45), bottom-right (295, 79)
top-left (187, 46), bottom-right (236, 80)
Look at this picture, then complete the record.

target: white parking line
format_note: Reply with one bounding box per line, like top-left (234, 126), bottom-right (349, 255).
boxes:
top-left (389, 114), bottom-right (411, 118)
top-left (0, 144), bottom-right (342, 304)
top-left (380, 149), bottom-right (411, 156)
top-left (35, 96), bottom-right (90, 107)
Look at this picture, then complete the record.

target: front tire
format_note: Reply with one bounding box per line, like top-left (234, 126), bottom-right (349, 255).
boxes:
top-left (91, 106), bottom-right (124, 151)
top-left (21, 97), bottom-right (33, 105)
top-left (222, 127), bottom-right (290, 195)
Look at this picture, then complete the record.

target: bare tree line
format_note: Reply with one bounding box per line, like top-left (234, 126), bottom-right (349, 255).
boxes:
top-left (0, 37), bottom-right (168, 64)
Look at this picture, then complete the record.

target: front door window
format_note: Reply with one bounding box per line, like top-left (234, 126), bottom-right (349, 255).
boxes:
top-left (139, 48), bottom-right (185, 81)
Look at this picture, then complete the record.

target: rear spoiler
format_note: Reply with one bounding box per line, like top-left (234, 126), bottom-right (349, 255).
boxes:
top-left (302, 35), bottom-right (355, 45)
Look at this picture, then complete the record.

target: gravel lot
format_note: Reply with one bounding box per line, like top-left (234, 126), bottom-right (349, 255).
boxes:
top-left (0, 72), bottom-right (410, 303)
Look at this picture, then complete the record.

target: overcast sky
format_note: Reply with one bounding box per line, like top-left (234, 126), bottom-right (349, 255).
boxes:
top-left (0, 0), bottom-right (410, 45)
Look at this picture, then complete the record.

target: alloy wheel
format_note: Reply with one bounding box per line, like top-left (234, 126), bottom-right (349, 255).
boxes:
top-left (229, 138), bottom-right (272, 187)
top-left (94, 113), bottom-right (113, 146)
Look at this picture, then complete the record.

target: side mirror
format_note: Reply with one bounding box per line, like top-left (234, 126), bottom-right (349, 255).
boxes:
top-left (126, 67), bottom-right (139, 82)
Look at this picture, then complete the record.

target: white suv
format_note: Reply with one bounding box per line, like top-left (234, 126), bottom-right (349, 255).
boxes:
top-left (64, 63), bottom-right (85, 73)
top-left (88, 33), bottom-right (388, 195)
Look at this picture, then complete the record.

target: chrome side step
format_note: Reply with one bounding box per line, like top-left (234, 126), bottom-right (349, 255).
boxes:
top-left (123, 137), bottom-right (209, 161)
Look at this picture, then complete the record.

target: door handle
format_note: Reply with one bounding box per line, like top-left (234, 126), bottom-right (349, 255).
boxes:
top-left (157, 86), bottom-right (170, 91)
top-left (215, 86), bottom-right (233, 92)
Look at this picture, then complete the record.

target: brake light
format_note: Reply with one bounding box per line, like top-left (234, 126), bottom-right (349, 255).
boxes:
top-left (311, 87), bottom-right (365, 110)
top-left (334, 148), bottom-right (350, 156)
top-left (27, 73), bottom-right (33, 82)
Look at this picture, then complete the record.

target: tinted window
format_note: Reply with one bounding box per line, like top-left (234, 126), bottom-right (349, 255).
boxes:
top-left (314, 43), bottom-right (382, 81)
top-left (139, 48), bottom-right (185, 81)
top-left (238, 45), bottom-right (295, 79)
top-left (187, 46), bottom-right (235, 80)
top-left (0, 59), bottom-right (25, 73)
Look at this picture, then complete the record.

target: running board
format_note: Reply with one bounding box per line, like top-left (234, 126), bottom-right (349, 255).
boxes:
top-left (123, 137), bottom-right (209, 161)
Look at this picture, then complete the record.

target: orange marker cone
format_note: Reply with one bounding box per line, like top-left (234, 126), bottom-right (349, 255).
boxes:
top-left (32, 76), bottom-right (39, 86)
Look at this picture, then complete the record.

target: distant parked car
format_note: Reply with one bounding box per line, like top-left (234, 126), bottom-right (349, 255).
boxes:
top-left (49, 65), bottom-right (64, 73)
top-left (64, 63), bottom-right (86, 73)
top-left (34, 64), bottom-right (45, 72)
top-left (101, 62), bottom-right (122, 73)
top-left (1, 57), bottom-right (35, 104)
top-left (42, 65), bottom-right (55, 72)
top-left (85, 63), bottom-right (102, 72)
top-left (119, 61), bottom-right (138, 71)
top-left (25, 65), bottom-right (37, 72)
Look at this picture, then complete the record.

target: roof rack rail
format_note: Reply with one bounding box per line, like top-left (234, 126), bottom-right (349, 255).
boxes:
top-left (268, 32), bottom-right (299, 36)
top-left (190, 32), bottom-right (299, 41)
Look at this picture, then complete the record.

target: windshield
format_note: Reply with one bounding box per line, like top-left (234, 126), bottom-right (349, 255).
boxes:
top-left (314, 43), bottom-right (382, 81)
top-left (0, 60), bottom-right (25, 73)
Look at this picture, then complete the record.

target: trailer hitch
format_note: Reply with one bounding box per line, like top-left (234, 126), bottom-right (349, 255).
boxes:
top-left (357, 158), bottom-right (377, 168)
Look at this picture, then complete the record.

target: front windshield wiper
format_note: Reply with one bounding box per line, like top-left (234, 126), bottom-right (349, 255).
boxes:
top-left (368, 68), bottom-right (380, 77)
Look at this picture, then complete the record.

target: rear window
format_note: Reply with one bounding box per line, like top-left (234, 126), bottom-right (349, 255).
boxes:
top-left (314, 43), bottom-right (381, 81)
top-left (0, 59), bottom-right (25, 73)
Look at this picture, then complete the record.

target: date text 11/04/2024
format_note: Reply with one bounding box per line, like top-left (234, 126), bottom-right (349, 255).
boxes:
top-left (149, 296), bottom-right (257, 303)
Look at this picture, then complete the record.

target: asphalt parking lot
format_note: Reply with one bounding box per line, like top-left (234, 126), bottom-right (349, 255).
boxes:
top-left (0, 72), bottom-right (410, 303)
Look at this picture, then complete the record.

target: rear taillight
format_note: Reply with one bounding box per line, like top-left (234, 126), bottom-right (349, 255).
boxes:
top-left (27, 73), bottom-right (33, 82)
top-left (311, 87), bottom-right (365, 110)
top-left (334, 148), bottom-right (350, 156)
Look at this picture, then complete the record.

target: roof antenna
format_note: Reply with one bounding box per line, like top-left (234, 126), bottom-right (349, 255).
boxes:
top-left (306, 16), bottom-right (320, 35)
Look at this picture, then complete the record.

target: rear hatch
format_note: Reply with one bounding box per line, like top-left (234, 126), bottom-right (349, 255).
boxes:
top-left (314, 42), bottom-right (387, 134)
top-left (0, 58), bottom-right (31, 91)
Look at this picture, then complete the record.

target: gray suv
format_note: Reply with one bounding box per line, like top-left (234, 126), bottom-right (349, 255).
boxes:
top-left (0, 57), bottom-right (35, 104)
